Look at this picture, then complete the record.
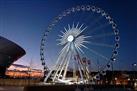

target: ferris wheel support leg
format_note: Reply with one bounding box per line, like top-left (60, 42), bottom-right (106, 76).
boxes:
top-left (52, 58), bottom-right (66, 82)
top-left (53, 51), bottom-right (69, 81)
top-left (62, 60), bottom-right (69, 80)
top-left (52, 44), bottom-right (69, 80)
top-left (74, 48), bottom-right (86, 83)
top-left (57, 56), bottom-right (68, 80)
top-left (82, 64), bottom-right (89, 81)
top-left (77, 56), bottom-right (88, 83)
top-left (78, 61), bottom-right (84, 82)
top-left (44, 67), bottom-right (54, 82)
top-left (73, 61), bottom-right (76, 79)
top-left (44, 51), bottom-right (65, 82)
top-left (62, 53), bottom-right (72, 80)
top-left (85, 67), bottom-right (90, 79)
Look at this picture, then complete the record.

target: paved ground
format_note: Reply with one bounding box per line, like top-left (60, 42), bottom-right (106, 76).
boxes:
top-left (23, 85), bottom-right (134, 91)
top-left (0, 87), bottom-right (24, 91)
top-left (0, 86), bottom-right (134, 91)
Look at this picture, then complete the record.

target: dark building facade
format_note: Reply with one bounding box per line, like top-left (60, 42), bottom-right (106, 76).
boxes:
top-left (0, 36), bottom-right (26, 77)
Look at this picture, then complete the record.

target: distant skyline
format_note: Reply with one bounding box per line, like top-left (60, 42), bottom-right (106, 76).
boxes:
top-left (0, 0), bottom-right (137, 70)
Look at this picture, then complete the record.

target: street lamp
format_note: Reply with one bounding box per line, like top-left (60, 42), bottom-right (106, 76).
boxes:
top-left (132, 63), bottom-right (137, 71)
top-left (132, 63), bottom-right (137, 88)
top-left (133, 63), bottom-right (137, 67)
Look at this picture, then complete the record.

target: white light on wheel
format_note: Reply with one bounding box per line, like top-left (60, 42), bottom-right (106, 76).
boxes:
top-left (67, 35), bottom-right (74, 42)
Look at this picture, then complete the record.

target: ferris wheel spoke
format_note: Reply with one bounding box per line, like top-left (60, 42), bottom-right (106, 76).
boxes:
top-left (76, 22), bottom-right (79, 28)
top-left (64, 27), bottom-right (68, 32)
top-left (58, 34), bottom-right (63, 38)
top-left (83, 40), bottom-right (90, 44)
top-left (79, 43), bottom-right (108, 63)
top-left (78, 9), bottom-right (87, 23)
top-left (79, 24), bottom-right (84, 30)
top-left (76, 46), bottom-right (85, 54)
top-left (88, 42), bottom-right (114, 48)
top-left (79, 50), bottom-right (98, 68)
top-left (82, 12), bottom-right (93, 24)
top-left (91, 49), bottom-right (109, 61)
top-left (61, 31), bottom-right (65, 35)
top-left (80, 26), bottom-right (88, 34)
top-left (87, 15), bottom-right (103, 29)
top-left (84, 46), bottom-right (109, 61)
top-left (91, 32), bottom-right (114, 39)
top-left (80, 44), bottom-right (88, 49)
top-left (90, 23), bottom-right (110, 34)
top-left (72, 22), bottom-right (75, 28)
top-left (68, 24), bottom-right (71, 30)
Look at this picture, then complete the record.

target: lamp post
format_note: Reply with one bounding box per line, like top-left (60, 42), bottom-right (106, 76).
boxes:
top-left (133, 63), bottom-right (137, 69)
top-left (132, 63), bottom-right (137, 88)
top-left (132, 63), bottom-right (137, 79)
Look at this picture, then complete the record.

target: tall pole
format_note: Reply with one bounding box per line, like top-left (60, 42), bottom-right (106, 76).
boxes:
top-left (111, 62), bottom-right (114, 84)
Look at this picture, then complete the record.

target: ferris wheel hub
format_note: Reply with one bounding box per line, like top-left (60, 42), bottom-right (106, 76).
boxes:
top-left (67, 35), bottom-right (74, 42)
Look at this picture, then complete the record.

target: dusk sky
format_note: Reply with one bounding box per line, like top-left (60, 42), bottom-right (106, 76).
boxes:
top-left (0, 0), bottom-right (137, 70)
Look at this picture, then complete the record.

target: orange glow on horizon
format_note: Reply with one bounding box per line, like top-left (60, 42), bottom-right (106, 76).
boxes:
top-left (6, 64), bottom-right (44, 78)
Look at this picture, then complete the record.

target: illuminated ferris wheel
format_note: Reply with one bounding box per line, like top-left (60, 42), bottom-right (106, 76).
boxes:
top-left (40, 5), bottom-right (120, 84)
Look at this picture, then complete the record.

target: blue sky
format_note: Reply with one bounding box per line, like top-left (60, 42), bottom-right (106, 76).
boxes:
top-left (0, 0), bottom-right (137, 70)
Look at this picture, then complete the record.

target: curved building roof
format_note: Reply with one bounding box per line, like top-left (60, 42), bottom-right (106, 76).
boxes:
top-left (0, 36), bottom-right (26, 67)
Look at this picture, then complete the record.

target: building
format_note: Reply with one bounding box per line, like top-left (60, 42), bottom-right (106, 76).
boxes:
top-left (0, 36), bottom-right (26, 77)
top-left (6, 64), bottom-right (43, 79)
top-left (95, 71), bottom-right (137, 86)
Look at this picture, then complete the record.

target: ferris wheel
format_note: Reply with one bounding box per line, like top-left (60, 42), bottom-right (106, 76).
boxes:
top-left (40, 5), bottom-right (120, 84)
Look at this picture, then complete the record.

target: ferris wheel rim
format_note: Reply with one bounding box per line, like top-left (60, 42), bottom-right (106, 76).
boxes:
top-left (40, 5), bottom-right (120, 80)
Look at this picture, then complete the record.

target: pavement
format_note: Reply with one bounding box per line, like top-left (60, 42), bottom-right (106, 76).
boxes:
top-left (0, 87), bottom-right (24, 91)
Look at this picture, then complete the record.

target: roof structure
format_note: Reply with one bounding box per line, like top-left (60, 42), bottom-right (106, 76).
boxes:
top-left (0, 36), bottom-right (26, 67)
